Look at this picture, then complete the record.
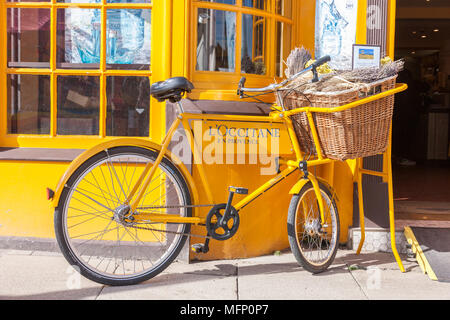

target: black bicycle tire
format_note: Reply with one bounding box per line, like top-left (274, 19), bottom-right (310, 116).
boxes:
top-left (287, 180), bottom-right (340, 274)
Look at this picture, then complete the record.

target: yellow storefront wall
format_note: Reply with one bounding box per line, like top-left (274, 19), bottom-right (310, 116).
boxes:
top-left (0, 0), bottom-right (396, 260)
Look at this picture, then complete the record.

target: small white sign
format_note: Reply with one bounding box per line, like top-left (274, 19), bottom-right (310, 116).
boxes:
top-left (352, 44), bottom-right (381, 69)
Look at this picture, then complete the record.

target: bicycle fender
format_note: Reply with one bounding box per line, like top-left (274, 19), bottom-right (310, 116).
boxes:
top-left (50, 138), bottom-right (199, 209)
top-left (289, 176), bottom-right (338, 201)
top-left (289, 178), bottom-right (310, 195)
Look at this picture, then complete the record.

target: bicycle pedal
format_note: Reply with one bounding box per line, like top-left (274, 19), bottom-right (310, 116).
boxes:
top-left (191, 243), bottom-right (209, 254)
top-left (229, 186), bottom-right (248, 195)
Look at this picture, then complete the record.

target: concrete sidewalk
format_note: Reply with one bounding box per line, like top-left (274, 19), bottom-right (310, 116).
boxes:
top-left (0, 248), bottom-right (449, 300)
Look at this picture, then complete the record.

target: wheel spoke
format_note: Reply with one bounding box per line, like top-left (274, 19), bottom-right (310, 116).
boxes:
top-left (57, 147), bottom-right (191, 285)
top-left (292, 184), bottom-right (338, 270)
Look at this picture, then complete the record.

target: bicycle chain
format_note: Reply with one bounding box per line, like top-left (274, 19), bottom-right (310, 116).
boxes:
top-left (126, 204), bottom-right (216, 239)
top-left (129, 224), bottom-right (213, 239)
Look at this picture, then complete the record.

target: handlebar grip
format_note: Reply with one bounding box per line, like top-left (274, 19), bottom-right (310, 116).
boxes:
top-left (238, 76), bottom-right (246, 89)
top-left (311, 55), bottom-right (331, 69)
top-left (237, 76), bottom-right (246, 96)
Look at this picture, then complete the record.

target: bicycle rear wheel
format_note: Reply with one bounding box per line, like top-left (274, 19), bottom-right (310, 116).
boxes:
top-left (54, 146), bottom-right (192, 286)
top-left (287, 180), bottom-right (339, 273)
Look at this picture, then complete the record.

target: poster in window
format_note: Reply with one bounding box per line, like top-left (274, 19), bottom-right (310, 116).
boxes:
top-left (64, 1), bottom-right (151, 65)
top-left (314, 0), bottom-right (358, 70)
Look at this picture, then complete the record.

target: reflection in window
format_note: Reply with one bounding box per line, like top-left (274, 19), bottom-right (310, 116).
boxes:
top-left (196, 9), bottom-right (236, 72)
top-left (106, 76), bottom-right (150, 136)
top-left (275, 0), bottom-right (292, 18)
top-left (56, 8), bottom-right (151, 69)
top-left (241, 14), bottom-right (266, 75)
top-left (7, 74), bottom-right (50, 134)
top-left (198, 0), bottom-right (236, 4)
top-left (106, 9), bottom-right (151, 69)
top-left (276, 22), bottom-right (292, 77)
top-left (57, 76), bottom-right (100, 135)
top-left (57, 8), bottom-right (100, 68)
top-left (7, 8), bottom-right (50, 68)
top-left (243, 0), bottom-right (266, 10)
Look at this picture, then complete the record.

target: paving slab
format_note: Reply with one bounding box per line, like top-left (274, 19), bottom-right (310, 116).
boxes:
top-left (236, 252), bottom-right (367, 300)
top-left (349, 267), bottom-right (450, 300)
top-left (0, 250), bottom-right (103, 300)
top-left (98, 272), bottom-right (237, 300)
top-left (0, 248), bottom-right (448, 300)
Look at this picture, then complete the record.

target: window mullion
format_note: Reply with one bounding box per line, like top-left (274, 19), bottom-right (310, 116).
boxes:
top-left (99, 0), bottom-right (107, 138)
top-left (50, 0), bottom-right (57, 137)
top-left (236, 10), bottom-right (242, 76)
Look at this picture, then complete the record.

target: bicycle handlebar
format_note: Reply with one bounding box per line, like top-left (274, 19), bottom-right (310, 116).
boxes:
top-left (237, 55), bottom-right (331, 96)
top-left (310, 55), bottom-right (331, 69)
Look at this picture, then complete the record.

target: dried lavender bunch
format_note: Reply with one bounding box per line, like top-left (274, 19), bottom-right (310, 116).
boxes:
top-left (339, 59), bottom-right (404, 83)
top-left (284, 47), bottom-right (312, 78)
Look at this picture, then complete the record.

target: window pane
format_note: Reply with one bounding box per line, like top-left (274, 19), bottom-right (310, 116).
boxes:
top-left (243, 0), bottom-right (267, 10)
top-left (107, 0), bottom-right (151, 3)
top-left (106, 76), bottom-right (150, 136)
top-left (7, 74), bottom-right (50, 134)
top-left (241, 14), bottom-right (266, 75)
top-left (276, 22), bottom-right (292, 77)
top-left (57, 0), bottom-right (151, 3)
top-left (7, 8), bottom-right (50, 68)
top-left (275, 0), bottom-right (292, 18)
top-left (197, 0), bottom-right (236, 4)
top-left (196, 9), bottom-right (236, 73)
top-left (57, 76), bottom-right (100, 135)
top-left (57, 8), bottom-right (101, 69)
top-left (106, 9), bottom-right (151, 70)
top-left (6, 0), bottom-right (44, 2)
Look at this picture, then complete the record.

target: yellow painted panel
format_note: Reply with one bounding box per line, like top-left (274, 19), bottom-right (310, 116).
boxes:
top-left (297, 0), bottom-right (316, 54)
top-left (190, 161), bottom-right (301, 260)
top-left (0, 161), bottom-right (69, 238)
top-left (196, 119), bottom-right (294, 158)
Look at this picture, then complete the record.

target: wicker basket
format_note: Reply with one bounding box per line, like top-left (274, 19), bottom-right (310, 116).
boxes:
top-left (283, 75), bottom-right (397, 160)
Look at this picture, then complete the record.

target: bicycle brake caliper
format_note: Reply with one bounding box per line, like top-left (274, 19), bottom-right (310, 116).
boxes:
top-left (299, 161), bottom-right (308, 179)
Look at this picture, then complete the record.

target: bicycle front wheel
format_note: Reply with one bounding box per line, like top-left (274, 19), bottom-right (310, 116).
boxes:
top-left (54, 146), bottom-right (192, 286)
top-left (287, 180), bottom-right (340, 273)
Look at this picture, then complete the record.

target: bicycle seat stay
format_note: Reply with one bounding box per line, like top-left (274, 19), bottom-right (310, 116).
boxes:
top-left (150, 76), bottom-right (194, 103)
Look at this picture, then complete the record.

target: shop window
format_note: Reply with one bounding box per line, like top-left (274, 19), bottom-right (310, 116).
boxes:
top-left (199, 0), bottom-right (236, 4)
top-left (106, 9), bottom-right (151, 70)
top-left (57, 75), bottom-right (100, 135)
top-left (276, 21), bottom-right (292, 77)
top-left (7, 74), bottom-right (50, 134)
top-left (243, 0), bottom-right (266, 10)
top-left (196, 8), bottom-right (236, 72)
top-left (106, 76), bottom-right (150, 136)
top-left (4, 0), bottom-right (153, 141)
top-left (193, 0), bottom-right (294, 82)
top-left (56, 8), bottom-right (151, 70)
top-left (7, 8), bottom-right (50, 68)
top-left (275, 0), bottom-right (292, 18)
top-left (56, 8), bottom-right (101, 69)
top-left (241, 14), bottom-right (266, 75)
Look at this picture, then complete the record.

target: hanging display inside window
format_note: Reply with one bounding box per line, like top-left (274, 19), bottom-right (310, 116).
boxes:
top-left (64, 1), bottom-right (151, 65)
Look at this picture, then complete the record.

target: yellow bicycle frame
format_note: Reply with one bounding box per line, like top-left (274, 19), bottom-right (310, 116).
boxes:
top-left (51, 82), bottom-right (408, 270)
top-left (126, 83), bottom-right (408, 224)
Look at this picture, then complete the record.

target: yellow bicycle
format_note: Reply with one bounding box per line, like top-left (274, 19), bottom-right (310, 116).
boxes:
top-left (51, 56), bottom-right (407, 286)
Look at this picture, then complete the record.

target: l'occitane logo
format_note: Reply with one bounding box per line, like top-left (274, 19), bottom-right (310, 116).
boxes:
top-left (169, 120), bottom-right (284, 175)
top-left (207, 124), bottom-right (281, 141)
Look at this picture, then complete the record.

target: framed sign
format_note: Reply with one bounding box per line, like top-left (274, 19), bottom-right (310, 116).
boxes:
top-left (352, 44), bottom-right (381, 69)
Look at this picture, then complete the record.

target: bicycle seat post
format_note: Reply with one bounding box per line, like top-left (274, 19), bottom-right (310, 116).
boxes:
top-left (176, 101), bottom-right (185, 114)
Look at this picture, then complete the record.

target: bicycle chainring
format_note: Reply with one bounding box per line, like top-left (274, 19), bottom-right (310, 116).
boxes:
top-left (206, 204), bottom-right (240, 241)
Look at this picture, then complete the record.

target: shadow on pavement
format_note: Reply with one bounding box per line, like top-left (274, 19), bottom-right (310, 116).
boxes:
top-left (0, 251), bottom-right (416, 300)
